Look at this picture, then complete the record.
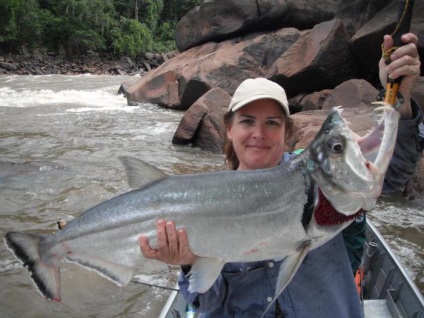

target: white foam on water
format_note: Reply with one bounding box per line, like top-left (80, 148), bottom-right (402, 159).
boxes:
top-left (0, 86), bottom-right (132, 111)
top-left (0, 259), bottom-right (21, 272)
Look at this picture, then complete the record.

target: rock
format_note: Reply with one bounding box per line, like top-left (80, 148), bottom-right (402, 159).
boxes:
top-left (289, 105), bottom-right (375, 151)
top-left (289, 89), bottom-right (332, 112)
top-left (172, 87), bottom-right (231, 153)
top-left (175, 0), bottom-right (366, 52)
top-left (0, 49), bottom-right (168, 76)
top-left (351, 0), bottom-right (424, 76)
top-left (176, 0), bottom-right (390, 52)
top-left (321, 79), bottom-right (379, 110)
top-left (119, 56), bottom-right (135, 72)
top-left (336, 0), bottom-right (390, 36)
top-left (267, 19), bottom-right (357, 96)
top-left (126, 19), bottom-right (359, 108)
top-left (128, 28), bottom-right (301, 109)
top-left (0, 62), bottom-right (18, 71)
top-left (127, 70), bottom-right (181, 108)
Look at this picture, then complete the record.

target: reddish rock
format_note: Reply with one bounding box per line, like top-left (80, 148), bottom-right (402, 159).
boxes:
top-left (127, 70), bottom-right (181, 108)
top-left (172, 88), bottom-right (231, 153)
top-left (126, 28), bottom-right (303, 109)
top-left (175, 0), bottom-right (387, 52)
top-left (267, 19), bottom-right (357, 96)
top-left (321, 79), bottom-right (379, 110)
top-left (289, 89), bottom-right (332, 112)
top-left (290, 107), bottom-right (375, 151)
top-left (125, 19), bottom-right (359, 109)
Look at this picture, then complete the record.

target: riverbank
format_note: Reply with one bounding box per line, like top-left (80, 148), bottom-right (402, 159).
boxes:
top-left (0, 48), bottom-right (177, 76)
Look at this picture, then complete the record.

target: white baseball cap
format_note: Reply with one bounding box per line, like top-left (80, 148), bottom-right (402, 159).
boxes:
top-left (228, 78), bottom-right (290, 116)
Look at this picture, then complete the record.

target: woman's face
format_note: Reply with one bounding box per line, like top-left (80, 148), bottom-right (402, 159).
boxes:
top-left (227, 99), bottom-right (287, 171)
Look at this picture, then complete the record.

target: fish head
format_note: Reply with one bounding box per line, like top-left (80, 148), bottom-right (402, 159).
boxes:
top-left (306, 105), bottom-right (399, 216)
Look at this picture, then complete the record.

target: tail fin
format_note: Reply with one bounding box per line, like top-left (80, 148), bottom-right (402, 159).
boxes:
top-left (4, 232), bottom-right (61, 301)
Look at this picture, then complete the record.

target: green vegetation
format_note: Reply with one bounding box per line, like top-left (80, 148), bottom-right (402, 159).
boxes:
top-left (0, 0), bottom-right (202, 57)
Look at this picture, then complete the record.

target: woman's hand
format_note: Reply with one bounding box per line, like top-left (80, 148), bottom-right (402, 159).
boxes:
top-left (139, 219), bottom-right (199, 266)
top-left (379, 33), bottom-right (421, 119)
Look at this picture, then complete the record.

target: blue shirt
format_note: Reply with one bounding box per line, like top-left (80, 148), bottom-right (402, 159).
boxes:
top-left (179, 233), bottom-right (363, 317)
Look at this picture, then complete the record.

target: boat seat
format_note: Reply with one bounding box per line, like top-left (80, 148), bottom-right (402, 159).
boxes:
top-left (363, 299), bottom-right (393, 318)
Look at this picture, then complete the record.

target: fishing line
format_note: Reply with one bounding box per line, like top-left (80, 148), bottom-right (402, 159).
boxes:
top-left (130, 279), bottom-right (180, 291)
top-left (381, 0), bottom-right (413, 63)
top-left (379, 0), bottom-right (415, 107)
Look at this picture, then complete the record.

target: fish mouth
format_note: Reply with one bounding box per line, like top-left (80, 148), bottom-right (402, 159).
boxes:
top-left (314, 189), bottom-right (363, 226)
top-left (310, 105), bottom-right (400, 215)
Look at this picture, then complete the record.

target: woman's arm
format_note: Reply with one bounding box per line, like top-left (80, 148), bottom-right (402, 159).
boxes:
top-left (342, 32), bottom-right (422, 273)
top-left (378, 33), bottom-right (423, 191)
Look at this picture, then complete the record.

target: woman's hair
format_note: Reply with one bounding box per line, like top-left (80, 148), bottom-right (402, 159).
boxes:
top-left (223, 110), bottom-right (294, 170)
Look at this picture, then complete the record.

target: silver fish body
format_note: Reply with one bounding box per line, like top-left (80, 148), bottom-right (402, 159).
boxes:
top-left (4, 106), bottom-right (399, 305)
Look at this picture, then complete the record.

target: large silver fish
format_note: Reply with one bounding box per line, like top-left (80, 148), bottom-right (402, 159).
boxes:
top-left (4, 106), bottom-right (399, 307)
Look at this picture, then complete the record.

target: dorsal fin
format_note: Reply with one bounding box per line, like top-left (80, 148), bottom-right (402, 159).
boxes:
top-left (119, 156), bottom-right (167, 189)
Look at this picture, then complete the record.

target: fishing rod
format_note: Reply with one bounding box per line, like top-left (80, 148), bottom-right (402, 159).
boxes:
top-left (381, 0), bottom-right (415, 108)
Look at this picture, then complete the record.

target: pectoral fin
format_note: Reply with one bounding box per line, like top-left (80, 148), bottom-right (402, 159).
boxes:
top-left (261, 241), bottom-right (311, 318)
top-left (187, 257), bottom-right (225, 294)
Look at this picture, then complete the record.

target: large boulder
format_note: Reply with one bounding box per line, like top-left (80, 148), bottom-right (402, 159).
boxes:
top-left (288, 79), bottom-right (381, 150)
top-left (175, 0), bottom-right (389, 52)
top-left (172, 87), bottom-right (230, 153)
top-left (267, 19), bottom-right (357, 96)
top-left (125, 19), bottom-right (357, 109)
top-left (125, 28), bottom-right (301, 109)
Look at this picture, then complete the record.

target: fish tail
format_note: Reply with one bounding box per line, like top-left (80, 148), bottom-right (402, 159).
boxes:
top-left (4, 231), bottom-right (61, 301)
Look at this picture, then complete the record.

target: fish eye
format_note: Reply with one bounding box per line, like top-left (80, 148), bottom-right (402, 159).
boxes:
top-left (327, 136), bottom-right (345, 153)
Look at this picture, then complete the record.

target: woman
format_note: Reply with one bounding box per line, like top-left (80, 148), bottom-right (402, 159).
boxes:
top-left (139, 33), bottom-right (422, 317)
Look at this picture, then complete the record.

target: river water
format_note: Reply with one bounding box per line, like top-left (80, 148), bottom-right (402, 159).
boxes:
top-left (0, 75), bottom-right (422, 317)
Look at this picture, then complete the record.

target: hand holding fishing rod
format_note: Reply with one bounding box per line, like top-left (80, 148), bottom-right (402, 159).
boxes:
top-left (378, 0), bottom-right (420, 119)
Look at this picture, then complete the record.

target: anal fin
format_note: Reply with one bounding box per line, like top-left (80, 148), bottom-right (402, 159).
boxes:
top-left (65, 253), bottom-right (134, 287)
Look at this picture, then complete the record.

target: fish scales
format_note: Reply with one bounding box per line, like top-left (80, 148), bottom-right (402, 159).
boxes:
top-left (45, 163), bottom-right (308, 267)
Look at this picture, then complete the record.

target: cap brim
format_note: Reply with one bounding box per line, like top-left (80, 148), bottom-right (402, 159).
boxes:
top-left (230, 94), bottom-right (289, 116)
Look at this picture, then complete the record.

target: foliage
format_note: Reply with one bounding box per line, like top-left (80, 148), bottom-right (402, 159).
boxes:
top-left (0, 0), bottom-right (203, 56)
top-left (0, 0), bottom-right (46, 51)
top-left (111, 18), bottom-right (153, 58)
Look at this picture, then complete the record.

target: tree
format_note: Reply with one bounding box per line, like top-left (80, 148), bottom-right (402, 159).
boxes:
top-left (161, 0), bottom-right (202, 22)
top-left (0, 0), bottom-right (46, 51)
top-left (111, 18), bottom-right (153, 57)
top-left (42, 0), bottom-right (116, 55)
top-left (0, 0), bottom-right (203, 56)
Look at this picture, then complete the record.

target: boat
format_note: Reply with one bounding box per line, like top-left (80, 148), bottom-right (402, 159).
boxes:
top-left (361, 221), bottom-right (424, 318)
top-left (159, 221), bottom-right (424, 318)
